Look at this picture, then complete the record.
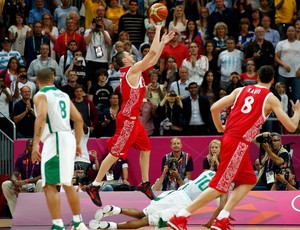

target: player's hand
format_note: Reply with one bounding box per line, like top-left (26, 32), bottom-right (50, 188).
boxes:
top-left (161, 30), bottom-right (175, 45)
top-left (76, 145), bottom-right (82, 157)
top-left (149, 18), bottom-right (162, 30)
top-left (290, 99), bottom-right (300, 113)
top-left (32, 144), bottom-right (41, 162)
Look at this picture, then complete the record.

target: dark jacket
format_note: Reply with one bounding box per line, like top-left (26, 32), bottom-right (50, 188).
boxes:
top-left (182, 96), bottom-right (212, 133)
top-left (72, 97), bottom-right (99, 128)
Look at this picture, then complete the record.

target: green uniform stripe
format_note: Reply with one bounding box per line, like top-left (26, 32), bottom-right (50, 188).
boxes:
top-left (46, 114), bottom-right (53, 133)
top-left (56, 132), bottom-right (59, 155)
top-left (45, 133), bottom-right (60, 184)
top-left (40, 86), bottom-right (57, 93)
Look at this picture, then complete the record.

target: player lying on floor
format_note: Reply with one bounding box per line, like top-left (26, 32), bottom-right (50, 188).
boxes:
top-left (88, 170), bottom-right (231, 229)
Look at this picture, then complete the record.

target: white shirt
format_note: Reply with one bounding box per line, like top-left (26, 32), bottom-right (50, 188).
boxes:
top-left (84, 29), bottom-right (111, 63)
top-left (276, 39), bottom-right (300, 78)
top-left (0, 87), bottom-right (11, 118)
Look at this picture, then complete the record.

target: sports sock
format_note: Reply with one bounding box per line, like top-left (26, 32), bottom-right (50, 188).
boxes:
top-left (92, 181), bottom-right (102, 186)
top-left (73, 214), bottom-right (83, 223)
top-left (176, 209), bottom-right (191, 217)
top-left (52, 219), bottom-right (64, 227)
top-left (217, 210), bottom-right (230, 220)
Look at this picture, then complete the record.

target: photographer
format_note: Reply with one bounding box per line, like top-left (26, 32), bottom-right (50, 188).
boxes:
top-left (254, 132), bottom-right (291, 190)
top-left (152, 157), bottom-right (186, 191)
top-left (11, 65), bottom-right (36, 103)
top-left (271, 167), bottom-right (298, 191)
top-left (84, 16), bottom-right (112, 84)
top-left (157, 91), bottom-right (184, 136)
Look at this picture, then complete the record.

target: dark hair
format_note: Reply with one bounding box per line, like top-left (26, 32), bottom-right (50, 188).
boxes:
top-left (7, 56), bottom-right (20, 69)
top-left (95, 68), bottom-right (108, 78)
top-left (110, 92), bottom-right (119, 99)
top-left (129, 0), bottom-right (138, 5)
top-left (257, 65), bottom-right (274, 83)
top-left (115, 51), bottom-right (126, 67)
top-left (203, 40), bottom-right (216, 55)
top-left (226, 36), bottom-right (236, 43)
top-left (185, 20), bottom-right (199, 42)
top-left (74, 84), bottom-right (84, 90)
top-left (140, 44), bottom-right (150, 52)
top-left (15, 12), bottom-right (26, 25)
top-left (18, 65), bottom-right (27, 72)
top-left (188, 82), bottom-right (198, 88)
top-left (68, 39), bottom-right (77, 46)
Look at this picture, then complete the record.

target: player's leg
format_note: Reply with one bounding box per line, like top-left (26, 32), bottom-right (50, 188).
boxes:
top-left (94, 154), bottom-right (119, 183)
top-left (223, 184), bottom-right (253, 212)
top-left (134, 121), bottom-right (155, 199)
top-left (63, 185), bottom-right (88, 230)
top-left (44, 184), bottom-right (65, 229)
top-left (63, 185), bottom-right (80, 215)
top-left (121, 207), bottom-right (145, 218)
top-left (117, 216), bottom-right (149, 229)
top-left (140, 150), bottom-right (150, 182)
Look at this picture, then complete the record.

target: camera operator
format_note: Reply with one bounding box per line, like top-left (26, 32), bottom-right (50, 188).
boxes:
top-left (84, 16), bottom-right (112, 84)
top-left (254, 132), bottom-right (291, 190)
top-left (11, 65), bottom-right (36, 104)
top-left (152, 157), bottom-right (186, 191)
top-left (271, 167), bottom-right (298, 190)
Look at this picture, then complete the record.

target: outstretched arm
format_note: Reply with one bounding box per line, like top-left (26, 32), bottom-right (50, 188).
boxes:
top-left (128, 21), bottom-right (175, 86)
top-left (269, 96), bottom-right (300, 132)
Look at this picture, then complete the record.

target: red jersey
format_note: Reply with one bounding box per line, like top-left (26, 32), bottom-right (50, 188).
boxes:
top-left (119, 66), bottom-right (146, 117)
top-left (225, 85), bottom-right (271, 142)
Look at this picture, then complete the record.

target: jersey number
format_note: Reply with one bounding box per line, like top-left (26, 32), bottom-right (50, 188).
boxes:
top-left (59, 100), bottom-right (67, 119)
top-left (241, 96), bottom-right (254, 114)
top-left (195, 174), bottom-right (211, 191)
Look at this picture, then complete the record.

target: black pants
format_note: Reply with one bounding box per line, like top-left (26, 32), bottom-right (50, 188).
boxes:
top-left (184, 125), bottom-right (208, 136)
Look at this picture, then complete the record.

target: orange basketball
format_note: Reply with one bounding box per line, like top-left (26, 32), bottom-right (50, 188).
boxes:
top-left (149, 3), bottom-right (168, 23)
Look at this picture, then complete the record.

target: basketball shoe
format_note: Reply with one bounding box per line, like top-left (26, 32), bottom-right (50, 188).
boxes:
top-left (137, 181), bottom-right (156, 200)
top-left (210, 217), bottom-right (233, 230)
top-left (86, 184), bottom-right (102, 206)
top-left (95, 205), bottom-right (121, 220)
top-left (167, 215), bottom-right (189, 230)
top-left (89, 220), bottom-right (116, 229)
top-left (51, 224), bottom-right (65, 230)
top-left (71, 221), bottom-right (88, 230)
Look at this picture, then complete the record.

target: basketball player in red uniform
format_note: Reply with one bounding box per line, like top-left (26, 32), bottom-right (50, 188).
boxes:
top-left (168, 66), bottom-right (300, 230)
top-left (86, 21), bottom-right (175, 207)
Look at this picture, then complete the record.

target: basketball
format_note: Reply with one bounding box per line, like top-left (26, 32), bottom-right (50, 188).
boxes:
top-left (149, 3), bottom-right (168, 23)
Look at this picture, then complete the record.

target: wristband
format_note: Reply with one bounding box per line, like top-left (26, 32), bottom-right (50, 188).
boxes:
top-left (283, 181), bottom-right (288, 186)
top-left (25, 179), bottom-right (29, 184)
top-left (176, 177), bottom-right (181, 181)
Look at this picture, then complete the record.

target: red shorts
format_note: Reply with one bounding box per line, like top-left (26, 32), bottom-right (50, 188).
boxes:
top-left (209, 135), bottom-right (257, 193)
top-left (107, 114), bottom-right (151, 159)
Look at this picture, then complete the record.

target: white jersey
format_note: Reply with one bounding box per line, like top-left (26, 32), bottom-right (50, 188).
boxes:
top-left (35, 85), bottom-right (71, 142)
top-left (179, 170), bottom-right (216, 201)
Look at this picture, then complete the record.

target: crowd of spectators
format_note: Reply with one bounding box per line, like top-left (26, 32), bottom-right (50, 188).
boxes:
top-left (1, 0), bottom-right (300, 139)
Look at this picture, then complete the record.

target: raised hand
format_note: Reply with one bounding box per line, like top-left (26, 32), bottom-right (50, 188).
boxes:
top-left (161, 30), bottom-right (175, 45)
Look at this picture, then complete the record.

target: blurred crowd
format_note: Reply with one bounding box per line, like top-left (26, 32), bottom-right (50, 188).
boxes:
top-left (1, 0), bottom-right (300, 139)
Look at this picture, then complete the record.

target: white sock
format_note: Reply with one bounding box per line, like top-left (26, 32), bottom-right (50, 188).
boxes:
top-left (93, 181), bottom-right (102, 186)
top-left (52, 219), bottom-right (64, 227)
top-left (73, 214), bottom-right (82, 223)
top-left (176, 209), bottom-right (191, 217)
top-left (217, 210), bottom-right (230, 220)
